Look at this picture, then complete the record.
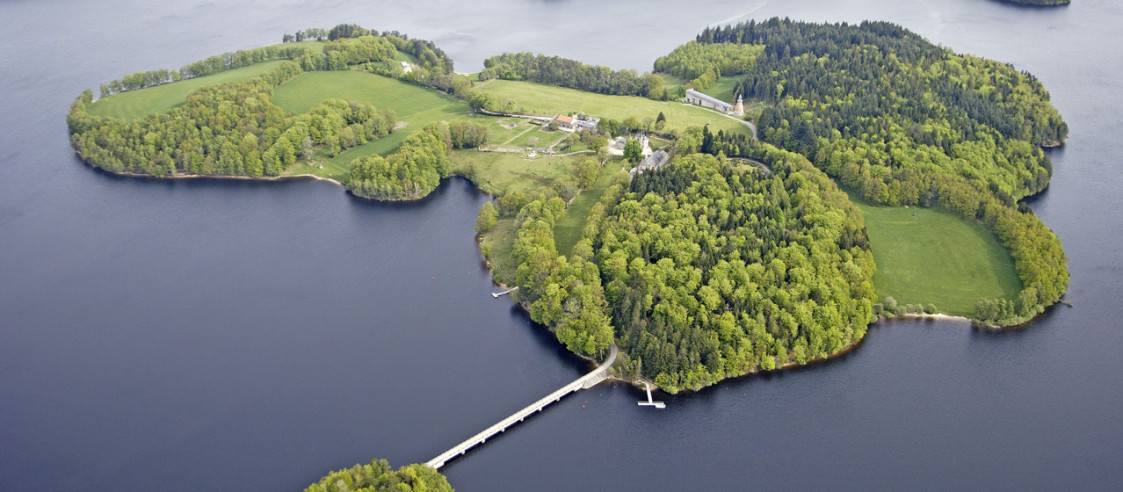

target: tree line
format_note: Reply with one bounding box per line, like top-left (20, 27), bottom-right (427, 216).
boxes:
top-left (98, 44), bottom-right (315, 98)
top-left (652, 40), bottom-right (764, 92)
top-left (479, 52), bottom-right (666, 100)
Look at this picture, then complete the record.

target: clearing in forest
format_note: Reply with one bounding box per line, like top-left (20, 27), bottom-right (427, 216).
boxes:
top-left (853, 195), bottom-right (1022, 316)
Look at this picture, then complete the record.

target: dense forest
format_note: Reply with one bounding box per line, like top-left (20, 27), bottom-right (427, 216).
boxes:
top-left (652, 41), bottom-right (764, 91)
top-left (512, 196), bottom-right (616, 358)
top-left (346, 123), bottom-right (451, 200)
top-left (479, 52), bottom-right (666, 99)
top-left (596, 150), bottom-right (876, 392)
top-left (686, 18), bottom-right (1068, 325)
top-left (69, 25), bottom-right (476, 201)
top-left (304, 458), bottom-right (451, 492)
top-left (509, 145), bottom-right (877, 392)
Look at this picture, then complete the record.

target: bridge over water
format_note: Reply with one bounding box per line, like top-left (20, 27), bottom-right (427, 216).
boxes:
top-left (425, 344), bottom-right (618, 470)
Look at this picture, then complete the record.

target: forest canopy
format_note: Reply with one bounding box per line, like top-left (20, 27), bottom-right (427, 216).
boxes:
top-left (304, 458), bottom-right (451, 492)
top-left (698, 18), bottom-right (1067, 325)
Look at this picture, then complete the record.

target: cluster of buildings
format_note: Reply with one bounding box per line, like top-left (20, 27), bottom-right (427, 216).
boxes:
top-left (552, 114), bottom-right (600, 132)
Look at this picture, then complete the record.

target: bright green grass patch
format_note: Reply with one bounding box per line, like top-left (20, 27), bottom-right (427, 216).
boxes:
top-left (272, 71), bottom-right (473, 177)
top-left (701, 76), bottom-right (743, 105)
top-left (554, 162), bottom-right (624, 255)
top-left (87, 61), bottom-right (292, 120)
top-left (272, 70), bottom-right (465, 116)
top-left (451, 149), bottom-right (585, 197)
top-left (852, 194), bottom-right (1022, 316)
top-left (476, 79), bottom-right (753, 137)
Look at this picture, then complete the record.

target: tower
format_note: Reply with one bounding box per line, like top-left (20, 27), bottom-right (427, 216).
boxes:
top-left (733, 94), bottom-right (744, 116)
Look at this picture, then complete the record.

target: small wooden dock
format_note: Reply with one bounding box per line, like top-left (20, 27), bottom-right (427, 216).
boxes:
top-left (637, 381), bottom-right (665, 409)
top-left (491, 286), bottom-right (519, 298)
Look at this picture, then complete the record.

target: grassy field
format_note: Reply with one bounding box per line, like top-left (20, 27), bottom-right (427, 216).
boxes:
top-left (475, 79), bottom-right (753, 137)
top-left (507, 126), bottom-right (566, 149)
top-left (451, 149), bottom-right (587, 197)
top-left (553, 162), bottom-right (624, 255)
top-left (701, 76), bottom-right (743, 105)
top-left (271, 71), bottom-right (474, 179)
top-left (87, 60), bottom-right (293, 120)
top-left (485, 117), bottom-right (534, 144)
top-left (852, 194), bottom-right (1022, 316)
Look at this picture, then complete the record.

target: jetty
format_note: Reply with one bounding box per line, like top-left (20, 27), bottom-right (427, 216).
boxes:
top-left (425, 344), bottom-right (618, 470)
top-left (637, 381), bottom-right (665, 409)
top-left (491, 286), bottom-right (519, 298)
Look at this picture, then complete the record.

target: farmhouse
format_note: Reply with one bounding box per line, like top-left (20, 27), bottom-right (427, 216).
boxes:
top-left (554, 114), bottom-right (576, 131)
top-left (629, 150), bottom-right (669, 178)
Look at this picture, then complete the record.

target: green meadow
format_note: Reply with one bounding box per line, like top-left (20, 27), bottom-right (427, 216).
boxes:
top-left (700, 76), bottom-right (742, 105)
top-left (475, 79), bottom-right (754, 137)
top-left (271, 71), bottom-right (474, 179)
top-left (86, 60), bottom-right (293, 120)
top-left (852, 195), bottom-right (1022, 316)
top-left (451, 149), bottom-right (587, 197)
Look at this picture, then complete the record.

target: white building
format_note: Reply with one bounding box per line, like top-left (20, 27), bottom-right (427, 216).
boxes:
top-left (685, 89), bottom-right (743, 116)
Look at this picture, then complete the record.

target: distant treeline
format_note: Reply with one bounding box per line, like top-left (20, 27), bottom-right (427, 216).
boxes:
top-left (998, 0), bottom-right (1070, 5)
top-left (99, 24), bottom-right (456, 99)
top-left (480, 52), bottom-right (666, 100)
top-left (98, 44), bottom-right (314, 97)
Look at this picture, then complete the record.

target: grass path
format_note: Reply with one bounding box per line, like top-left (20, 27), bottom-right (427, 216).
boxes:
top-left (553, 163), bottom-right (623, 255)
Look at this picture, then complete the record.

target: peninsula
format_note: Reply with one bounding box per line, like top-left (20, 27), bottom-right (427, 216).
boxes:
top-left (69, 19), bottom-right (1067, 396)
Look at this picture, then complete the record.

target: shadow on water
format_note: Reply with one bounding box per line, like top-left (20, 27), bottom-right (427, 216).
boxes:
top-left (506, 303), bottom-right (598, 378)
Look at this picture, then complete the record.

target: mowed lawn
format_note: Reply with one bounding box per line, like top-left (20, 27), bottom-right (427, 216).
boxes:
top-left (553, 163), bottom-right (624, 255)
top-left (476, 79), bottom-right (753, 137)
top-left (451, 149), bottom-right (586, 197)
top-left (854, 197), bottom-right (1022, 316)
top-left (271, 71), bottom-right (473, 179)
top-left (86, 60), bottom-right (293, 120)
top-left (701, 76), bottom-right (743, 105)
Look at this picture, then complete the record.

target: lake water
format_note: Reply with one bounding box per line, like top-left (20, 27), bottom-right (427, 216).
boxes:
top-left (1, 0), bottom-right (1121, 490)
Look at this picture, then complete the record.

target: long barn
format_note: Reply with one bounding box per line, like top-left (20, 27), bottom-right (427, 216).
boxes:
top-left (684, 88), bottom-right (732, 112)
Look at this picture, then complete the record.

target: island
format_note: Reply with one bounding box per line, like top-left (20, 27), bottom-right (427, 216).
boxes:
top-left (304, 457), bottom-right (451, 492)
top-left (997, 0), bottom-right (1070, 5)
top-left (68, 17), bottom-right (1069, 473)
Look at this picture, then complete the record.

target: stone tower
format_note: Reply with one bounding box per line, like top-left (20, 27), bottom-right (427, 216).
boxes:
top-left (733, 94), bottom-right (744, 116)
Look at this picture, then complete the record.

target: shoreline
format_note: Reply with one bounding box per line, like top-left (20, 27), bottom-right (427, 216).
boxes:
top-left (83, 155), bottom-right (1059, 394)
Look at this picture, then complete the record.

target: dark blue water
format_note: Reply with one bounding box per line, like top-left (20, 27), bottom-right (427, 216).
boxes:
top-left (1, 0), bottom-right (1121, 490)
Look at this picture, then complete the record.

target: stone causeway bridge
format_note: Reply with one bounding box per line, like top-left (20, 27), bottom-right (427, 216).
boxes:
top-left (425, 344), bottom-right (618, 470)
